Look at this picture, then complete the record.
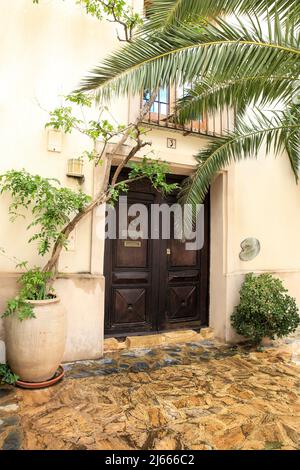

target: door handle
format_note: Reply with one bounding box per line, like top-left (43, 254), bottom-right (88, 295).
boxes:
top-left (167, 248), bottom-right (171, 255)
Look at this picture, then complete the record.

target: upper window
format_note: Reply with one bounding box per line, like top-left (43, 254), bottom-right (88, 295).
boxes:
top-left (142, 82), bottom-right (233, 137)
top-left (142, 84), bottom-right (209, 135)
top-left (143, 88), bottom-right (170, 126)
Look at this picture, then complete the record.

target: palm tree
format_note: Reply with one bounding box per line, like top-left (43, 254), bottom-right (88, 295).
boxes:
top-left (79, 0), bottom-right (300, 206)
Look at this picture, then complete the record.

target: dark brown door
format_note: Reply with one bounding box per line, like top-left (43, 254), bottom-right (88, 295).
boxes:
top-left (104, 173), bottom-right (209, 337)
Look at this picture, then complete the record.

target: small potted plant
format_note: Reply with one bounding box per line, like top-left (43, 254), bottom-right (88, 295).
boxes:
top-left (3, 266), bottom-right (66, 383)
top-left (231, 273), bottom-right (300, 346)
top-left (0, 363), bottom-right (19, 385)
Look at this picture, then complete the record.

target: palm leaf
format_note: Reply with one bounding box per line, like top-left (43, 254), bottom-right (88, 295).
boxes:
top-left (79, 15), bottom-right (300, 101)
top-left (176, 73), bottom-right (300, 123)
top-left (180, 108), bottom-right (300, 210)
top-left (143, 0), bottom-right (300, 31)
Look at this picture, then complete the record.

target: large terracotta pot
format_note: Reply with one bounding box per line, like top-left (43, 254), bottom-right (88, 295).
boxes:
top-left (4, 297), bottom-right (67, 382)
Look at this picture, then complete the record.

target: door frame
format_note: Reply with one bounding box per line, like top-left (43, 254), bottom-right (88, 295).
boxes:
top-left (104, 170), bottom-right (210, 337)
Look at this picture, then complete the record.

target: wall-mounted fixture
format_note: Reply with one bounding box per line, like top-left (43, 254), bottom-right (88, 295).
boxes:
top-left (239, 238), bottom-right (261, 261)
top-left (167, 137), bottom-right (176, 149)
top-left (66, 158), bottom-right (84, 183)
top-left (47, 130), bottom-right (62, 153)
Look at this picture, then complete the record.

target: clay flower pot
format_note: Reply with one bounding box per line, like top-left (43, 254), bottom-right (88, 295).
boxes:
top-left (4, 297), bottom-right (67, 382)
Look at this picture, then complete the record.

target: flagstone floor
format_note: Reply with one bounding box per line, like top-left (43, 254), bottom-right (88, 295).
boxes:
top-left (0, 338), bottom-right (300, 450)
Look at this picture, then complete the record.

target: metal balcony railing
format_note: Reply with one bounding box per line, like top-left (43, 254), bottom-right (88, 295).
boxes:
top-left (142, 86), bottom-right (234, 138)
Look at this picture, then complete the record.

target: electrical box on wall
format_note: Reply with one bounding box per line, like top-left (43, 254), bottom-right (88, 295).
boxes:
top-left (47, 130), bottom-right (63, 153)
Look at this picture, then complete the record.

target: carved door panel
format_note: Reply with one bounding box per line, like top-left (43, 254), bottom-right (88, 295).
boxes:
top-left (104, 184), bottom-right (159, 336)
top-left (157, 190), bottom-right (210, 331)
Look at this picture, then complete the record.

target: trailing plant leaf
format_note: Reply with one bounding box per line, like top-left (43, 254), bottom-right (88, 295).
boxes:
top-left (0, 364), bottom-right (19, 385)
top-left (2, 268), bottom-right (54, 321)
top-left (128, 158), bottom-right (178, 194)
top-left (18, 268), bottom-right (54, 301)
top-left (45, 106), bottom-right (82, 133)
top-left (33, 0), bottom-right (143, 42)
top-left (2, 297), bottom-right (35, 321)
top-left (107, 158), bottom-right (178, 204)
top-left (0, 170), bottom-right (91, 255)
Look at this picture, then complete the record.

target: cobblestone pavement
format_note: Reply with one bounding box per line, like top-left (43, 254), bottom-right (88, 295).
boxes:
top-left (1, 339), bottom-right (300, 450)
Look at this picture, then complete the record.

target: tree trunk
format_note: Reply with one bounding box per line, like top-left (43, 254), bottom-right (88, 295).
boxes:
top-left (43, 92), bottom-right (157, 275)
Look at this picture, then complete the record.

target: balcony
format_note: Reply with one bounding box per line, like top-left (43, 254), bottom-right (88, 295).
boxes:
top-left (142, 85), bottom-right (234, 138)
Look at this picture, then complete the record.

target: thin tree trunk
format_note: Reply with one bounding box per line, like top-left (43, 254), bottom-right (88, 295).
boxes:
top-left (43, 192), bottom-right (107, 273)
top-left (43, 92), bottom-right (157, 275)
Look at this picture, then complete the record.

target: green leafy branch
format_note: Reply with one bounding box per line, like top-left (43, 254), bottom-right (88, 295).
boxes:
top-left (45, 93), bottom-right (132, 164)
top-left (33, 0), bottom-right (143, 42)
top-left (0, 170), bottom-right (91, 256)
top-left (2, 268), bottom-right (55, 321)
top-left (108, 157), bottom-right (178, 204)
top-left (0, 364), bottom-right (19, 385)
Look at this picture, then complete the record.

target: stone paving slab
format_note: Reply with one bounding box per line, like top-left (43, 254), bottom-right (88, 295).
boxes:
top-left (1, 338), bottom-right (299, 450)
top-left (0, 385), bottom-right (22, 450)
top-left (65, 339), bottom-right (226, 379)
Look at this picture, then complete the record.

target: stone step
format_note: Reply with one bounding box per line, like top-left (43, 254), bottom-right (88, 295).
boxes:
top-left (103, 337), bottom-right (126, 353)
top-left (104, 328), bottom-right (214, 352)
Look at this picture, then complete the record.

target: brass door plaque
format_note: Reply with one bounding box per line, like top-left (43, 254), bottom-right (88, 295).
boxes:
top-left (124, 240), bottom-right (142, 248)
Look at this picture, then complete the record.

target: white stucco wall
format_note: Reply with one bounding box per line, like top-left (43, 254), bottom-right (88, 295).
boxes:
top-left (0, 0), bottom-right (128, 274)
top-left (0, 0), bottom-right (300, 361)
top-left (0, 0), bottom-right (129, 361)
top-left (212, 150), bottom-right (300, 342)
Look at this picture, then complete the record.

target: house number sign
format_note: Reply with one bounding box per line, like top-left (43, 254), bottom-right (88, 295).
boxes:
top-left (167, 137), bottom-right (176, 149)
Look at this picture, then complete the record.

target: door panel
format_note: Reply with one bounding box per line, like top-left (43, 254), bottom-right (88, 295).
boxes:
top-left (104, 171), bottom-right (209, 336)
top-left (105, 182), bottom-right (158, 335)
top-left (169, 239), bottom-right (197, 267)
top-left (168, 285), bottom-right (198, 320)
top-left (157, 186), bottom-right (209, 332)
top-left (113, 288), bottom-right (147, 324)
top-left (115, 238), bottom-right (149, 268)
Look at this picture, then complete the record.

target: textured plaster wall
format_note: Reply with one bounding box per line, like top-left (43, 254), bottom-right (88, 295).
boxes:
top-left (0, 0), bottom-right (124, 360)
top-left (0, 0), bottom-right (128, 274)
top-left (1, 1), bottom-right (300, 355)
top-left (213, 149), bottom-right (300, 342)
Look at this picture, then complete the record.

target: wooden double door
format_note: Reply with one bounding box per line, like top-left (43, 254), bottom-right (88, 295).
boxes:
top-left (104, 174), bottom-right (210, 337)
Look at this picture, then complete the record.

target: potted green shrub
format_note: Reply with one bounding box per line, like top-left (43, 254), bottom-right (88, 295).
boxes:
top-left (2, 267), bottom-right (67, 382)
top-left (231, 273), bottom-right (300, 345)
top-left (0, 168), bottom-right (91, 383)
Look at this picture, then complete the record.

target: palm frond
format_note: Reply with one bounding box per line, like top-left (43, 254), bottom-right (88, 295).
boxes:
top-left (143, 0), bottom-right (300, 32)
top-left (176, 73), bottom-right (299, 123)
top-left (180, 108), bottom-right (300, 208)
top-left (79, 15), bottom-right (300, 101)
top-left (279, 106), bottom-right (300, 176)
